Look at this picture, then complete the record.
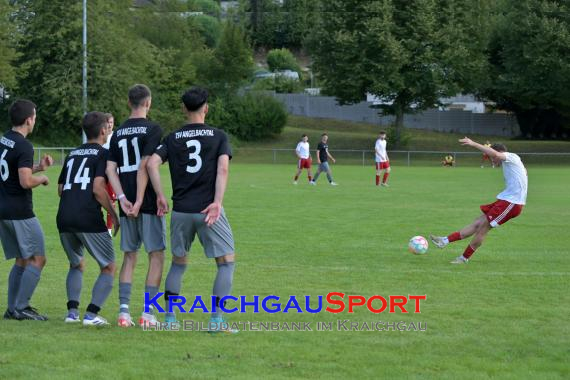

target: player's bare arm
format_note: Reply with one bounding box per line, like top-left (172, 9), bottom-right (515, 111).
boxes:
top-left (459, 137), bottom-right (506, 161)
top-left (327, 150), bottom-right (336, 163)
top-left (147, 153), bottom-right (169, 217)
top-left (130, 156), bottom-right (151, 218)
top-left (93, 176), bottom-right (120, 236)
top-left (18, 167), bottom-right (48, 188)
top-left (32, 154), bottom-right (54, 173)
top-left (106, 160), bottom-right (133, 215)
top-left (57, 183), bottom-right (63, 197)
top-left (202, 154), bottom-right (229, 227)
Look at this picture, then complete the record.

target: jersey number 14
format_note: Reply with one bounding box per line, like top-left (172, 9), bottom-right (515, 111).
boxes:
top-left (63, 158), bottom-right (90, 190)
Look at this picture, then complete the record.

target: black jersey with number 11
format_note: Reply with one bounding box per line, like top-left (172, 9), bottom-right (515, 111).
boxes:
top-left (108, 118), bottom-right (162, 217)
top-left (57, 143), bottom-right (108, 233)
top-left (155, 123), bottom-right (232, 214)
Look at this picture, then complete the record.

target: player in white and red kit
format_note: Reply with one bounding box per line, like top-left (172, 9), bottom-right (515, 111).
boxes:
top-left (102, 113), bottom-right (116, 235)
top-left (430, 138), bottom-right (528, 264)
top-left (374, 131), bottom-right (390, 186)
top-left (293, 135), bottom-right (313, 184)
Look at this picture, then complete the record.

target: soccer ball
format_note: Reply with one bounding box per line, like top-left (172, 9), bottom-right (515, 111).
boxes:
top-left (408, 236), bottom-right (429, 255)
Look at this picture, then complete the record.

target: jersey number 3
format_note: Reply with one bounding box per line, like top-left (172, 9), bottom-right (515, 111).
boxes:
top-left (186, 140), bottom-right (202, 173)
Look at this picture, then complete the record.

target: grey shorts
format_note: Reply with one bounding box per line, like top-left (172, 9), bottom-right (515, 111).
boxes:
top-left (120, 214), bottom-right (166, 253)
top-left (0, 218), bottom-right (45, 260)
top-left (60, 232), bottom-right (115, 269)
top-left (171, 209), bottom-right (235, 258)
top-left (317, 162), bottom-right (331, 172)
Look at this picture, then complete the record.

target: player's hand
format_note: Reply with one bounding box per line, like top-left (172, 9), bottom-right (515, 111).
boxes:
top-left (201, 201), bottom-right (221, 227)
top-left (119, 197), bottom-right (133, 216)
top-left (40, 175), bottom-right (49, 186)
top-left (39, 154), bottom-right (54, 171)
top-left (332, 158), bottom-right (336, 164)
top-left (157, 194), bottom-right (169, 217)
top-left (129, 201), bottom-right (142, 218)
top-left (459, 137), bottom-right (475, 146)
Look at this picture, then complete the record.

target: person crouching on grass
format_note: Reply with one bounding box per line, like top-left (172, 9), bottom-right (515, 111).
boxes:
top-left (430, 138), bottom-right (527, 264)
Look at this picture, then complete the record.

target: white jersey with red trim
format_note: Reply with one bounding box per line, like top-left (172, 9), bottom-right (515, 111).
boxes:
top-left (102, 132), bottom-right (113, 150)
top-left (296, 141), bottom-right (310, 159)
top-left (375, 139), bottom-right (388, 162)
top-left (497, 152), bottom-right (527, 205)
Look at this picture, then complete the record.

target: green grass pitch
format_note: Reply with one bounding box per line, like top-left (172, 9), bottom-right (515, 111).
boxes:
top-left (0, 163), bottom-right (568, 379)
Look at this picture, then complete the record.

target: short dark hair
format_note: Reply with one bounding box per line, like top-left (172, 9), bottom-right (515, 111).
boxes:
top-left (379, 131), bottom-right (386, 135)
top-left (301, 134), bottom-right (307, 138)
top-left (491, 143), bottom-right (507, 152)
top-left (181, 87), bottom-right (208, 112)
top-left (9, 99), bottom-right (36, 126)
top-left (128, 84), bottom-right (151, 108)
top-left (83, 112), bottom-right (108, 140)
top-left (321, 133), bottom-right (328, 137)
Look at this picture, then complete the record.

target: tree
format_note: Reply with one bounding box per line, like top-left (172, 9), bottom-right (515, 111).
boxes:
top-left (483, 0), bottom-right (570, 138)
top-left (266, 48), bottom-right (300, 72)
top-left (0, 1), bottom-right (19, 94)
top-left (309, 0), bottom-right (490, 144)
top-left (195, 21), bottom-right (253, 98)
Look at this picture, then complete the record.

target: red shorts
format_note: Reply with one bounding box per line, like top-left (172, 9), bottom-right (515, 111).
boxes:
top-left (298, 158), bottom-right (312, 169)
top-left (482, 154), bottom-right (490, 160)
top-left (106, 182), bottom-right (116, 201)
top-left (480, 200), bottom-right (523, 227)
top-left (376, 161), bottom-right (390, 170)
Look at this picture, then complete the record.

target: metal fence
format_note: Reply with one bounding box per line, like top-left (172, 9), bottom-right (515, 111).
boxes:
top-left (35, 147), bottom-right (570, 167)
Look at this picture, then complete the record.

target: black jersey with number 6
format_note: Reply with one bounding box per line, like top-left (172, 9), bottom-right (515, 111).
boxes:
top-left (0, 130), bottom-right (35, 220)
top-left (57, 143), bottom-right (108, 233)
top-left (108, 118), bottom-right (162, 217)
top-left (155, 123), bottom-right (232, 213)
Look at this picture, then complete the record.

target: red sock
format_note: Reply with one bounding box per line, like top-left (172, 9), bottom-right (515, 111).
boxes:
top-left (382, 172), bottom-right (389, 184)
top-left (294, 175), bottom-right (299, 181)
top-left (308, 176), bottom-right (312, 181)
top-left (376, 175), bottom-right (380, 185)
top-left (447, 232), bottom-right (461, 242)
top-left (463, 245), bottom-right (476, 259)
top-left (106, 212), bottom-right (113, 230)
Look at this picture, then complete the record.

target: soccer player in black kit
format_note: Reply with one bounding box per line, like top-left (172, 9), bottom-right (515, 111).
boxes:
top-left (106, 84), bottom-right (166, 327)
top-left (0, 99), bottom-right (53, 321)
top-left (147, 87), bottom-right (237, 333)
top-left (57, 112), bottom-right (119, 326)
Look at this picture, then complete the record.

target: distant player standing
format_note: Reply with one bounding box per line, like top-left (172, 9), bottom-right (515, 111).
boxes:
top-left (102, 113), bottom-right (117, 235)
top-left (310, 133), bottom-right (337, 186)
top-left (430, 138), bottom-right (527, 264)
top-left (293, 134), bottom-right (313, 184)
top-left (1, 99), bottom-right (53, 321)
top-left (147, 87), bottom-right (237, 333)
top-left (106, 84), bottom-right (165, 327)
top-left (375, 131), bottom-right (390, 186)
top-left (57, 112), bottom-right (119, 326)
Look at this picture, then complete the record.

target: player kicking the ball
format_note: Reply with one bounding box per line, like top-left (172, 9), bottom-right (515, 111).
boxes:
top-left (147, 87), bottom-right (237, 334)
top-left (57, 112), bottom-right (119, 326)
top-left (106, 84), bottom-right (166, 327)
top-left (430, 138), bottom-right (527, 264)
top-left (1, 100), bottom-right (53, 321)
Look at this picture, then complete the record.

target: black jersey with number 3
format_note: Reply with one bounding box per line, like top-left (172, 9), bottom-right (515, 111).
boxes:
top-left (155, 123), bottom-right (232, 213)
top-left (0, 130), bottom-right (35, 220)
top-left (57, 143), bottom-right (108, 233)
top-left (108, 118), bottom-right (162, 217)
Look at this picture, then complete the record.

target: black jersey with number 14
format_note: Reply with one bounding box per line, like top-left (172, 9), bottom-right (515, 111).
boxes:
top-left (155, 123), bottom-right (232, 214)
top-left (57, 143), bottom-right (108, 233)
